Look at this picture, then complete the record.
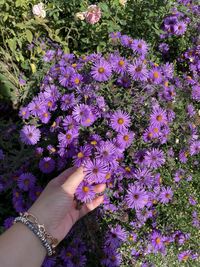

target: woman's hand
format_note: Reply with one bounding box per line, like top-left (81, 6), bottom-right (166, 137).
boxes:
top-left (28, 166), bottom-right (105, 244)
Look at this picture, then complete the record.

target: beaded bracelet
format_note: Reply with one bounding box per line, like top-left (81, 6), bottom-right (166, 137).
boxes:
top-left (13, 216), bottom-right (56, 256)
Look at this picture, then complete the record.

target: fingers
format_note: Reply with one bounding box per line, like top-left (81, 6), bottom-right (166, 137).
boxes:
top-left (80, 195), bottom-right (104, 217)
top-left (62, 166), bottom-right (85, 194)
top-left (50, 166), bottom-right (77, 186)
top-left (94, 183), bottom-right (106, 194)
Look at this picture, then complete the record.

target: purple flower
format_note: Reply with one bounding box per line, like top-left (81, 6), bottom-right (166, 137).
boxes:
top-left (43, 50), bottom-right (55, 62)
top-left (42, 256), bottom-right (56, 267)
top-left (144, 148), bottom-right (165, 169)
top-left (105, 225), bottom-right (127, 247)
top-left (84, 158), bottom-right (108, 183)
top-left (150, 107), bottom-right (168, 126)
top-left (128, 59), bottom-right (148, 81)
top-left (96, 141), bottom-right (117, 162)
top-left (75, 181), bottom-right (96, 203)
top-left (178, 250), bottom-right (191, 262)
top-left (159, 187), bottom-right (173, 203)
top-left (29, 185), bottom-right (43, 201)
top-left (3, 217), bottom-right (14, 229)
top-left (174, 21), bottom-right (187, 35)
top-left (72, 104), bottom-right (96, 127)
top-left (19, 107), bottom-right (30, 119)
top-left (39, 157), bottom-right (55, 174)
top-left (125, 185), bottom-right (149, 210)
top-left (192, 84), bottom-right (200, 101)
top-left (159, 43), bottom-right (169, 54)
top-left (20, 125), bottom-right (41, 145)
top-left (91, 59), bottom-right (112, 82)
top-left (73, 145), bottom-right (92, 167)
top-left (189, 140), bottom-right (200, 155)
top-left (151, 231), bottom-right (165, 252)
top-left (116, 131), bottom-right (135, 148)
top-left (110, 110), bottom-right (131, 132)
top-left (111, 56), bottom-right (127, 74)
top-left (131, 39), bottom-right (148, 55)
top-left (17, 172), bottom-right (36, 191)
top-left (149, 68), bottom-right (163, 84)
top-left (60, 93), bottom-right (76, 111)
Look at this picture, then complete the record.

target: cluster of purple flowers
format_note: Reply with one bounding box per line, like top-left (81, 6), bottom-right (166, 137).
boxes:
top-left (160, 7), bottom-right (190, 38)
top-left (1, 5), bottom-right (199, 263)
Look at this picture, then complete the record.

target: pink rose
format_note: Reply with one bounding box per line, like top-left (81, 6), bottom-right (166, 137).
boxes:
top-left (85, 5), bottom-right (101, 25)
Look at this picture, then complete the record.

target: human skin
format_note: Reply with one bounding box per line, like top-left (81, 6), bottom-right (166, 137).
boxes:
top-left (0, 166), bottom-right (106, 267)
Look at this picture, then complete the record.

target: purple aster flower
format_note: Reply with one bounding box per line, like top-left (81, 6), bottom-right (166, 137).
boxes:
top-left (144, 148), bottom-right (165, 169)
top-left (179, 149), bottom-right (189, 163)
top-left (105, 225), bottom-right (127, 248)
top-left (110, 110), bottom-right (131, 132)
top-left (120, 35), bottom-right (134, 48)
top-left (187, 104), bottom-right (196, 117)
top-left (17, 172), bottom-right (36, 191)
top-left (19, 107), bottom-right (30, 119)
top-left (42, 256), bottom-right (56, 267)
top-left (38, 111), bottom-right (51, 124)
top-left (75, 181), bottom-right (96, 203)
top-left (189, 140), bottom-right (200, 155)
top-left (116, 74), bottom-right (131, 88)
top-left (151, 231), bottom-right (165, 252)
top-left (91, 59), bottom-right (112, 82)
top-left (73, 145), bottom-right (92, 167)
top-left (174, 21), bottom-right (187, 35)
top-left (43, 85), bottom-right (60, 101)
top-left (111, 56), bottom-right (127, 74)
top-left (96, 141), bottom-right (117, 163)
top-left (116, 130), bottom-right (135, 148)
top-left (128, 59), bottom-right (148, 81)
top-left (84, 158), bottom-right (108, 183)
top-left (131, 39), bottom-right (148, 55)
top-left (149, 68), bottom-right (163, 84)
top-left (29, 185), bottom-right (43, 201)
top-left (70, 73), bottom-right (83, 87)
top-left (150, 107), bottom-right (168, 126)
top-left (39, 157), bottom-right (55, 174)
top-left (58, 130), bottom-right (79, 147)
top-left (60, 93), bottom-right (76, 111)
top-left (143, 125), bottom-right (161, 142)
top-left (3, 217), bottom-right (14, 229)
top-left (192, 84), bottom-right (200, 101)
top-left (159, 187), bottom-right (173, 203)
top-left (101, 247), bottom-right (122, 267)
top-left (58, 67), bottom-right (75, 87)
top-left (178, 250), bottom-right (191, 262)
top-left (159, 43), bottom-right (169, 54)
top-left (72, 104), bottom-right (95, 127)
top-left (43, 50), bottom-right (55, 62)
top-left (20, 125), bottom-right (41, 145)
top-left (125, 185), bottom-right (149, 210)
top-left (189, 196), bottom-right (197, 206)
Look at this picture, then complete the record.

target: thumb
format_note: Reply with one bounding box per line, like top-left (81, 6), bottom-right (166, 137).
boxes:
top-left (61, 166), bottom-right (85, 194)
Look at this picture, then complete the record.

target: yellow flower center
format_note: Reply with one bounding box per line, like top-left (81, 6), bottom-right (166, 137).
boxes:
top-left (118, 60), bottom-right (125, 66)
top-left (148, 132), bottom-right (153, 138)
top-left (44, 113), bottom-right (48, 118)
top-left (66, 134), bottom-right (72, 140)
top-left (155, 237), bottom-right (161, 244)
top-left (72, 63), bottom-right (77, 68)
top-left (117, 118), bottom-right (124, 125)
top-left (91, 140), bottom-right (97, 145)
top-left (156, 115), bottom-right (163, 121)
top-left (138, 43), bottom-right (142, 48)
top-left (22, 111), bottom-right (26, 115)
top-left (153, 127), bottom-right (159, 133)
top-left (105, 173), bottom-right (111, 179)
top-left (74, 78), bottom-right (80, 84)
top-left (123, 135), bottom-right (129, 141)
top-left (125, 167), bottom-right (131, 172)
top-left (164, 81), bottom-right (169, 87)
top-left (153, 71), bottom-right (159, 79)
top-left (66, 252), bottom-right (72, 257)
top-left (82, 186), bottom-right (89, 192)
top-left (183, 255), bottom-right (189, 261)
top-left (78, 152), bottom-right (84, 158)
top-left (48, 101), bottom-right (52, 107)
top-left (44, 162), bottom-right (49, 168)
top-left (98, 67), bottom-right (105, 73)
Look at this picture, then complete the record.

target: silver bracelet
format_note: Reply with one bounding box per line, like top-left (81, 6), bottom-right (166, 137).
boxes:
top-left (14, 216), bottom-right (53, 256)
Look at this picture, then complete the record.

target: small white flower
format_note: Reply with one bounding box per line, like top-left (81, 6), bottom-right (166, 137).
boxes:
top-left (75, 12), bottom-right (86, 21)
top-left (175, 138), bottom-right (179, 144)
top-left (119, 0), bottom-right (127, 6)
top-left (32, 3), bottom-right (46, 18)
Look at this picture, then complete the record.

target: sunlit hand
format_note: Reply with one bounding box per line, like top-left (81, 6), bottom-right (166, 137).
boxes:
top-left (28, 167), bottom-right (105, 244)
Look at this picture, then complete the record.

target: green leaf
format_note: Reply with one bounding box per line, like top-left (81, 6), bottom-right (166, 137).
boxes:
top-left (26, 29), bottom-right (33, 43)
top-left (7, 39), bottom-right (16, 52)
